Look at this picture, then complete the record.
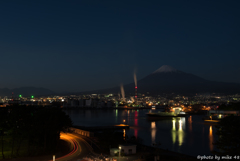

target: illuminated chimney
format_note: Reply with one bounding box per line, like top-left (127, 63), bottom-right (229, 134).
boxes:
top-left (135, 86), bottom-right (137, 103)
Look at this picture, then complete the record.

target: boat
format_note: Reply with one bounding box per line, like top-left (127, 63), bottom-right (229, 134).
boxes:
top-left (203, 119), bottom-right (220, 124)
top-left (146, 107), bottom-right (187, 118)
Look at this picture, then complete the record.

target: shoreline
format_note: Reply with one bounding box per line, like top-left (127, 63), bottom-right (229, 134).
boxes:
top-left (63, 106), bottom-right (153, 110)
top-left (137, 143), bottom-right (197, 159)
top-left (63, 107), bottom-right (206, 114)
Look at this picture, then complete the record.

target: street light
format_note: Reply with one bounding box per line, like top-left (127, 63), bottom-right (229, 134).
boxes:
top-left (119, 146), bottom-right (121, 158)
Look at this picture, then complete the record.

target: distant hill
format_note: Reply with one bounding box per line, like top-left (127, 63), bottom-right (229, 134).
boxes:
top-left (0, 87), bottom-right (55, 97)
top-left (76, 65), bottom-right (240, 95)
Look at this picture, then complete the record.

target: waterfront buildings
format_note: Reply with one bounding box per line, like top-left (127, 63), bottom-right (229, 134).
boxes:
top-left (1, 93), bottom-right (240, 111)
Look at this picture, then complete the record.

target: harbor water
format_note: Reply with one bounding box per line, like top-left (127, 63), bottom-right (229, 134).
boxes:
top-left (64, 109), bottom-right (217, 157)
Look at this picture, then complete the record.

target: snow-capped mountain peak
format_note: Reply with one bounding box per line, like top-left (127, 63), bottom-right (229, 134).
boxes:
top-left (152, 65), bottom-right (178, 73)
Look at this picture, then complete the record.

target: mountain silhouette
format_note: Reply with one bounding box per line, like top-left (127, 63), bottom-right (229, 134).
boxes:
top-left (0, 87), bottom-right (55, 97)
top-left (78, 65), bottom-right (240, 95)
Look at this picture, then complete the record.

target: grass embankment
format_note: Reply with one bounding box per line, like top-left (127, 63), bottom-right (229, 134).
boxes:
top-left (0, 139), bottom-right (71, 161)
top-left (0, 136), bottom-right (28, 159)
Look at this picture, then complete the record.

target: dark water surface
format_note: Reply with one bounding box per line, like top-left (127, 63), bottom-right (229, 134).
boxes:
top-left (64, 109), bottom-right (217, 156)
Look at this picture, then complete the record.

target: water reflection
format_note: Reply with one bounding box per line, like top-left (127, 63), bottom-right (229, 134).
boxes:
top-left (172, 118), bottom-right (185, 146)
top-left (178, 119), bottom-right (184, 146)
top-left (151, 122), bottom-right (157, 144)
top-left (115, 109), bottom-right (118, 122)
top-left (209, 126), bottom-right (213, 151)
top-left (127, 110), bottom-right (130, 123)
top-left (181, 117), bottom-right (186, 130)
top-left (172, 120), bottom-right (176, 144)
top-left (151, 122), bottom-right (156, 128)
top-left (123, 129), bottom-right (126, 140)
top-left (178, 121), bottom-right (183, 146)
top-left (134, 111), bottom-right (138, 138)
top-left (188, 116), bottom-right (192, 132)
top-left (179, 120), bottom-right (182, 131)
top-left (173, 120), bottom-right (176, 131)
top-left (86, 110), bottom-right (91, 118)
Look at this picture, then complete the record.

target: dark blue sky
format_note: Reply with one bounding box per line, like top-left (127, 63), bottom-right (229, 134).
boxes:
top-left (1, 0), bottom-right (240, 92)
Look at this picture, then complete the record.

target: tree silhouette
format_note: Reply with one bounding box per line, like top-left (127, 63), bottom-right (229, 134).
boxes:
top-left (0, 105), bottom-right (72, 158)
top-left (0, 108), bottom-right (9, 159)
top-left (213, 116), bottom-right (240, 155)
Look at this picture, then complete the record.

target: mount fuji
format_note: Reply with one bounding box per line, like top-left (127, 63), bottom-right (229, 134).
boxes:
top-left (79, 65), bottom-right (240, 95)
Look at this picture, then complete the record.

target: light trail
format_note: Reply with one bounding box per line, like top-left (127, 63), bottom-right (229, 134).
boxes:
top-left (56, 139), bottom-right (78, 160)
top-left (48, 133), bottom-right (81, 161)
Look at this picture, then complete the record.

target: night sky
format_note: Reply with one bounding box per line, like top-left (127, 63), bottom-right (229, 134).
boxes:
top-left (1, 0), bottom-right (240, 93)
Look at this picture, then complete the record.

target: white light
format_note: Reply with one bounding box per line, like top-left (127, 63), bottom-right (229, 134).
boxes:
top-left (172, 120), bottom-right (176, 131)
top-left (179, 120), bottom-right (182, 131)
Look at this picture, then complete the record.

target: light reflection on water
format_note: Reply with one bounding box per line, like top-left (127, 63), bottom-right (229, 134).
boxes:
top-left (178, 120), bottom-right (184, 146)
top-left (172, 120), bottom-right (176, 144)
top-left (151, 122), bottom-right (157, 144)
top-left (65, 109), bottom-right (217, 156)
top-left (134, 111), bottom-right (138, 138)
top-left (172, 118), bottom-right (185, 146)
top-left (209, 126), bottom-right (213, 151)
top-left (188, 116), bottom-right (192, 132)
top-left (115, 109), bottom-right (118, 122)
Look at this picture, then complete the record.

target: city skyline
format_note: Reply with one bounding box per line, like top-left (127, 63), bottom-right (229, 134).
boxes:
top-left (0, 0), bottom-right (240, 92)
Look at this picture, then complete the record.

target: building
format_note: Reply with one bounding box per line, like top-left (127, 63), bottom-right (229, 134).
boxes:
top-left (79, 99), bottom-right (85, 107)
top-left (119, 144), bottom-right (137, 155)
top-left (85, 99), bottom-right (92, 107)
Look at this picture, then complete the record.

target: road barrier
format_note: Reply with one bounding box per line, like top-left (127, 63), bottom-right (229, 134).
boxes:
top-left (69, 127), bottom-right (94, 137)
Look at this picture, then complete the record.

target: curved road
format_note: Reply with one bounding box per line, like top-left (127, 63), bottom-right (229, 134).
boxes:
top-left (49, 132), bottom-right (94, 161)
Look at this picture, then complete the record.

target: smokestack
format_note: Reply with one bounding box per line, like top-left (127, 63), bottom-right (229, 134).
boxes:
top-left (120, 84), bottom-right (125, 102)
top-left (134, 73), bottom-right (137, 103)
top-left (135, 86), bottom-right (137, 103)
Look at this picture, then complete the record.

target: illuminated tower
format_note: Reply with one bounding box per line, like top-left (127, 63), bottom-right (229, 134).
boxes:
top-left (134, 72), bottom-right (137, 104)
top-left (135, 86), bottom-right (137, 103)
